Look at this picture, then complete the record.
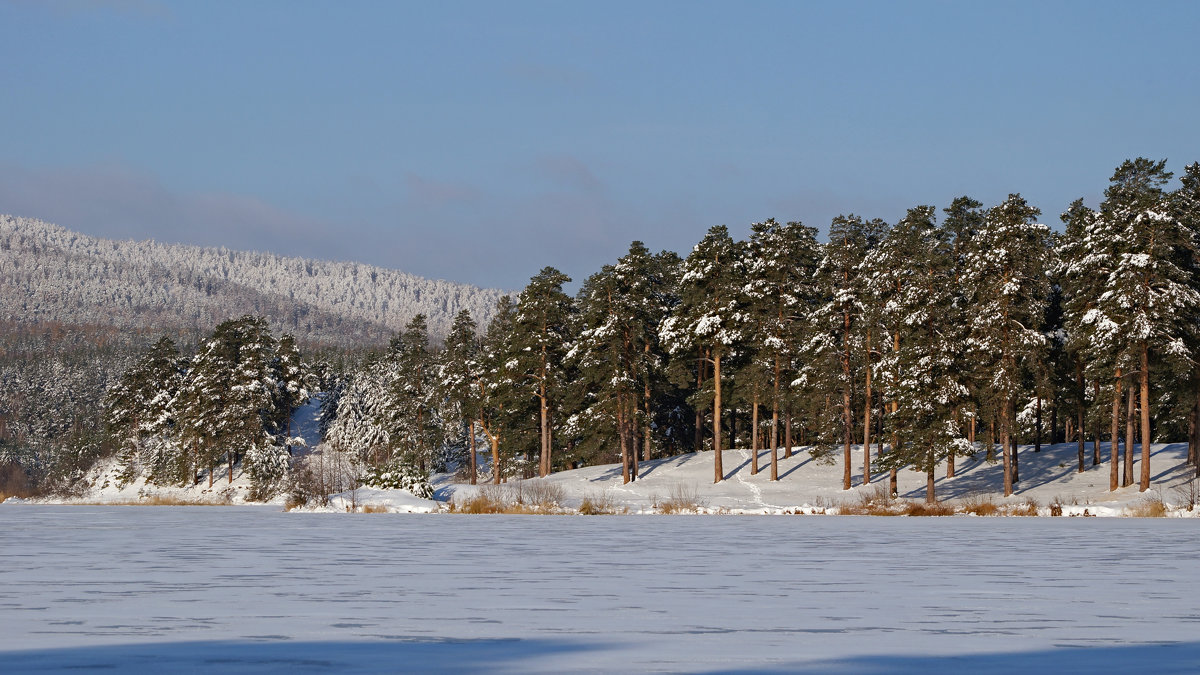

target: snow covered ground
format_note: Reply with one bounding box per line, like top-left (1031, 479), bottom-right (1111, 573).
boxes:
top-left (45, 438), bottom-right (1200, 517)
top-left (1, 506), bottom-right (1198, 673)
top-left (434, 441), bottom-right (1200, 517)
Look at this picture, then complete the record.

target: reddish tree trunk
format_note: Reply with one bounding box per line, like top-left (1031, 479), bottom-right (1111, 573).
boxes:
top-left (1110, 369), bottom-right (1121, 491)
top-left (713, 352), bottom-right (723, 483)
top-left (863, 332), bottom-right (872, 485)
top-left (1124, 384), bottom-right (1135, 488)
top-left (468, 421), bottom-right (477, 485)
top-left (1139, 347), bottom-right (1151, 492)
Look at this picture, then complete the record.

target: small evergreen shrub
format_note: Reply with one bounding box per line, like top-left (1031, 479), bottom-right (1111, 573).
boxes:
top-left (363, 459), bottom-right (434, 499)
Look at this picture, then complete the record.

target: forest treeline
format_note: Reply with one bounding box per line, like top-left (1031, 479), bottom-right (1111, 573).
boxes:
top-left (6, 158), bottom-right (1200, 503)
top-left (314, 157), bottom-right (1200, 503)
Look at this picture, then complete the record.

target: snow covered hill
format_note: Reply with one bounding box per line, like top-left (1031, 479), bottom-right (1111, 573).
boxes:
top-left (434, 441), bottom-right (1199, 517)
top-left (0, 215), bottom-right (506, 345)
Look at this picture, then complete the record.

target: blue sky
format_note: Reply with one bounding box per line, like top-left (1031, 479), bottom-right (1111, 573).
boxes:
top-left (2, 1), bottom-right (1199, 290)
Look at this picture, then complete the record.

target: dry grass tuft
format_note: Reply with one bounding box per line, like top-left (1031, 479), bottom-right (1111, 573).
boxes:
top-left (451, 484), bottom-right (551, 514)
top-left (1006, 498), bottom-right (1040, 517)
top-left (510, 480), bottom-right (566, 510)
top-left (1125, 495), bottom-right (1167, 518)
top-left (358, 504), bottom-right (389, 514)
top-left (960, 494), bottom-right (1000, 516)
top-left (653, 484), bottom-right (706, 514)
top-left (900, 501), bottom-right (956, 516)
top-left (578, 492), bottom-right (619, 515)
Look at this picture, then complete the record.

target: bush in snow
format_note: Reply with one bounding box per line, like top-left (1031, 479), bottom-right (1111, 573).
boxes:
top-left (362, 458), bottom-right (433, 499)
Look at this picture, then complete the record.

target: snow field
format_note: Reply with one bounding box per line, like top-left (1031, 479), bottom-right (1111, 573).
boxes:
top-left (1, 507), bottom-right (1198, 673)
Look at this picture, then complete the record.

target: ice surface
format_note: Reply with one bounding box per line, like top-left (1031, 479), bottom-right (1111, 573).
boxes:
top-left (1, 506), bottom-right (1199, 673)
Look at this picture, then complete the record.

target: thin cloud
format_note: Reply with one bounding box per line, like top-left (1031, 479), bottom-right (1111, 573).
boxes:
top-left (533, 154), bottom-right (604, 194)
top-left (0, 162), bottom-right (348, 258)
top-left (403, 173), bottom-right (484, 209)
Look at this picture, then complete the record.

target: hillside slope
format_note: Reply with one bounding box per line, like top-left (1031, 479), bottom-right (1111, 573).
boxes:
top-left (435, 441), bottom-right (1199, 516)
top-left (0, 215), bottom-right (506, 346)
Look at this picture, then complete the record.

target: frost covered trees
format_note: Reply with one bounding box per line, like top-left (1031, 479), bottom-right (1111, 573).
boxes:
top-left (870, 207), bottom-right (967, 503)
top-left (105, 316), bottom-right (313, 498)
top-left (962, 195), bottom-right (1051, 496)
top-left (568, 243), bottom-right (679, 483)
top-left (511, 268), bottom-right (574, 477)
top-left (662, 226), bottom-right (745, 483)
top-left (436, 309), bottom-right (482, 484)
top-left (741, 220), bottom-right (821, 480)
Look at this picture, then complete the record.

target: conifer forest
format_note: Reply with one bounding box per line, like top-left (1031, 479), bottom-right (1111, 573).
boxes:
top-left (5, 158), bottom-right (1200, 505)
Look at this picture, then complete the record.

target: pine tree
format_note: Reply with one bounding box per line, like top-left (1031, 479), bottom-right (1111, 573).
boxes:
top-left (661, 226), bottom-right (745, 483)
top-left (742, 219), bottom-right (821, 480)
top-left (512, 268), bottom-right (573, 477)
top-left (962, 195), bottom-right (1052, 496)
top-left (806, 215), bottom-right (874, 490)
top-left (1094, 159), bottom-right (1200, 490)
top-left (477, 296), bottom-right (522, 483)
top-left (869, 207), bottom-right (967, 502)
top-left (389, 314), bottom-right (438, 474)
top-left (437, 309), bottom-right (482, 484)
top-left (104, 336), bottom-right (182, 484)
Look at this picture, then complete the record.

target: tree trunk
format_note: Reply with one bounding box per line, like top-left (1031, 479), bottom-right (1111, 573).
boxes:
top-left (624, 393), bottom-right (633, 482)
top-left (228, 451), bottom-right (234, 484)
top-left (1190, 372), bottom-right (1200, 468)
top-left (1034, 396), bottom-right (1042, 453)
top-left (643, 359), bottom-right (653, 463)
top-left (1110, 368), bottom-right (1121, 491)
top-left (843, 308), bottom-right (852, 491)
top-left (751, 397), bottom-right (759, 475)
top-left (1011, 400), bottom-right (1020, 484)
top-left (1002, 402), bottom-right (1013, 497)
top-left (926, 466), bottom-right (935, 504)
top-left (863, 332), bottom-right (872, 485)
top-left (538, 387), bottom-right (549, 478)
top-left (487, 425), bottom-right (501, 486)
top-left (694, 353), bottom-right (706, 453)
top-left (468, 421), bottom-right (477, 485)
top-left (713, 352), bottom-right (723, 483)
top-left (987, 419), bottom-right (996, 462)
top-left (784, 408), bottom-right (793, 459)
top-left (1077, 362), bottom-right (1086, 473)
top-left (1092, 380), bottom-right (1101, 466)
top-left (1140, 346), bottom-right (1151, 492)
top-left (770, 356), bottom-right (780, 481)
top-left (1124, 383), bottom-right (1135, 488)
top-left (947, 410), bottom-right (957, 479)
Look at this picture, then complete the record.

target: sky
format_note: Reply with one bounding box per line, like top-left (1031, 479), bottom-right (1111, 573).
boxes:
top-left (2, 1), bottom-right (1199, 291)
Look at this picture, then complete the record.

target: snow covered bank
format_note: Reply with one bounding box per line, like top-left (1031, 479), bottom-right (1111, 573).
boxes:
top-left (434, 440), bottom-right (1200, 517)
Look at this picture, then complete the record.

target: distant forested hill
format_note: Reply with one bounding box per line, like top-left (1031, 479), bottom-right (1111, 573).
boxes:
top-left (0, 215), bottom-right (505, 347)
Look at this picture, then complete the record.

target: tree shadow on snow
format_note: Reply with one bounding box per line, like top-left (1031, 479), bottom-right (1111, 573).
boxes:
top-left (706, 640), bottom-right (1200, 674)
top-left (0, 637), bottom-right (608, 674)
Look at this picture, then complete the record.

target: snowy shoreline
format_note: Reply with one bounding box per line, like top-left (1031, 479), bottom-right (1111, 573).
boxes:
top-left (13, 440), bottom-right (1198, 518)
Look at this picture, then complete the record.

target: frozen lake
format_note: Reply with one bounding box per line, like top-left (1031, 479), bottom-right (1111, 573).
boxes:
top-left (2, 507), bottom-right (1199, 673)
